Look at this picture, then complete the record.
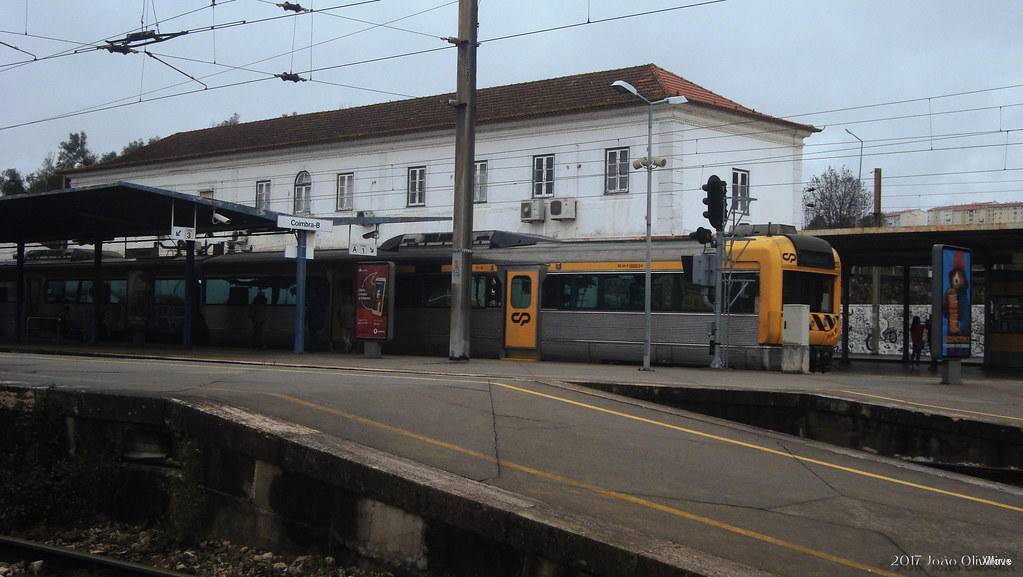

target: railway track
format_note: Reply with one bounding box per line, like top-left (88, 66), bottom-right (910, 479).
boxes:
top-left (0, 535), bottom-right (191, 577)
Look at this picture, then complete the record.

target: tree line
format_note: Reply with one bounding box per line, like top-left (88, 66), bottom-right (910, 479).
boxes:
top-left (0, 114), bottom-right (242, 197)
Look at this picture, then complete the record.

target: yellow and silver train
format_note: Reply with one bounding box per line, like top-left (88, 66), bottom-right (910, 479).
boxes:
top-left (0, 229), bottom-right (841, 370)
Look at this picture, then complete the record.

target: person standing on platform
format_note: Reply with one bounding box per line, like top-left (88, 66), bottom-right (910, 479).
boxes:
top-left (249, 291), bottom-right (268, 349)
top-left (910, 315), bottom-right (924, 365)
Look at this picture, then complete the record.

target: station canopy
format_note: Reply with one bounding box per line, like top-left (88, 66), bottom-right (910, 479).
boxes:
top-left (811, 223), bottom-right (1023, 267)
top-left (0, 182), bottom-right (282, 245)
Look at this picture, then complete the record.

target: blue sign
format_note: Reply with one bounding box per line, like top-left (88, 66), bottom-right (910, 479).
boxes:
top-left (931, 245), bottom-right (971, 358)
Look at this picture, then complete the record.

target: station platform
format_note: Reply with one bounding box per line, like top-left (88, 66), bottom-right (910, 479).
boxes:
top-left (1, 341), bottom-right (1020, 427)
top-left (1, 344), bottom-right (1021, 576)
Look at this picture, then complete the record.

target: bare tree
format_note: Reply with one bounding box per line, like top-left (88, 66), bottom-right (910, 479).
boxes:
top-left (802, 166), bottom-right (869, 229)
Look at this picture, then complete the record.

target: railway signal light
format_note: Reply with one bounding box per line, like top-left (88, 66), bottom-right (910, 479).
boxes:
top-left (702, 175), bottom-right (727, 231)
top-left (688, 226), bottom-right (713, 245)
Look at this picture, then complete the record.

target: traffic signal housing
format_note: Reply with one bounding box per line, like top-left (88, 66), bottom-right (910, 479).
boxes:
top-left (688, 226), bottom-right (713, 245)
top-left (702, 175), bottom-right (727, 230)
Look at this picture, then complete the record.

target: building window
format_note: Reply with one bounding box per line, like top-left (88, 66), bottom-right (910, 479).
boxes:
top-left (293, 171), bottom-right (311, 213)
top-left (199, 189), bottom-right (214, 200)
top-left (474, 161), bottom-right (488, 203)
top-left (255, 180), bottom-right (271, 211)
top-left (336, 173), bottom-right (354, 211)
top-left (407, 166), bottom-right (426, 206)
top-left (605, 148), bottom-right (629, 194)
top-left (533, 154), bottom-right (555, 197)
top-left (732, 169), bottom-right (750, 214)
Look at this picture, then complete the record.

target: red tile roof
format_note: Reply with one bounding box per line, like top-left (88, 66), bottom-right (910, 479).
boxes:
top-left (73, 64), bottom-right (818, 173)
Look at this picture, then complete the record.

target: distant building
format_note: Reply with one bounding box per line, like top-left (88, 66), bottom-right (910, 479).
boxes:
top-left (883, 209), bottom-right (927, 227)
top-left (927, 201), bottom-right (1023, 226)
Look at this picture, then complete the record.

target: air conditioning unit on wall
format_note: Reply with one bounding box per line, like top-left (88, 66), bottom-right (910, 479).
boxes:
top-left (549, 198), bottom-right (576, 220)
top-left (520, 199), bottom-right (545, 222)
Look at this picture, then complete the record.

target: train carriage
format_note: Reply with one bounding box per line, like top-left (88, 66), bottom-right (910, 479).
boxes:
top-left (0, 228), bottom-right (841, 370)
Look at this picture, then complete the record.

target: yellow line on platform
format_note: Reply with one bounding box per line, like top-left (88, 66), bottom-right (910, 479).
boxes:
top-left (490, 381), bottom-right (1023, 515)
top-left (839, 389), bottom-right (1023, 423)
top-left (269, 391), bottom-right (903, 577)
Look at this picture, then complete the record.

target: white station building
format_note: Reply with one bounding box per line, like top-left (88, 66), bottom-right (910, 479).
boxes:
top-left (62, 63), bottom-right (817, 253)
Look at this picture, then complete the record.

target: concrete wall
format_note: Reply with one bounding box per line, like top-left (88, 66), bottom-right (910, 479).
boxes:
top-left (0, 386), bottom-right (761, 577)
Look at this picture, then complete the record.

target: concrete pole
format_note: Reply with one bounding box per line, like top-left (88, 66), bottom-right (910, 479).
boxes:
top-left (641, 104), bottom-right (653, 371)
top-left (295, 230), bottom-right (307, 353)
top-left (448, 0), bottom-right (478, 361)
top-left (15, 242), bottom-right (24, 341)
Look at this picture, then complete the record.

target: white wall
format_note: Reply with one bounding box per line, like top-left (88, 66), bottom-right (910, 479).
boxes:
top-left (55, 106), bottom-right (810, 255)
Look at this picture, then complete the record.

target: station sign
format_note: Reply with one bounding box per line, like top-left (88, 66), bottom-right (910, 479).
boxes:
top-left (350, 243), bottom-right (378, 257)
top-left (931, 244), bottom-right (972, 358)
top-left (277, 215), bottom-right (333, 232)
top-left (355, 262), bottom-right (395, 341)
top-left (170, 226), bottom-right (196, 241)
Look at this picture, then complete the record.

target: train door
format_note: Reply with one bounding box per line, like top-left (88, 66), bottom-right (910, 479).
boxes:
top-left (504, 268), bottom-right (539, 355)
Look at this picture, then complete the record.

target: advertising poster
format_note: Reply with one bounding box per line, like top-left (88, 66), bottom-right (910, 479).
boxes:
top-left (355, 262), bottom-right (393, 340)
top-left (931, 245), bottom-right (972, 358)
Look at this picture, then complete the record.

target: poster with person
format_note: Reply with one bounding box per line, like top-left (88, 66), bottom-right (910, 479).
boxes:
top-left (931, 245), bottom-right (972, 358)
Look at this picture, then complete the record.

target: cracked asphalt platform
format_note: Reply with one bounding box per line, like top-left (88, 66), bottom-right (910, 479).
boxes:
top-left (1, 345), bottom-right (1021, 576)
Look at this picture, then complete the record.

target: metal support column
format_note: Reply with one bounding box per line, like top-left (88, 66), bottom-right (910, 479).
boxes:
top-left (183, 240), bottom-right (194, 348)
top-left (841, 266), bottom-right (850, 365)
top-left (710, 230), bottom-right (725, 368)
top-left (294, 230), bottom-right (307, 354)
top-left (871, 266), bottom-right (881, 354)
top-left (983, 258), bottom-right (992, 369)
top-left (901, 265), bottom-right (910, 363)
top-left (92, 241), bottom-right (103, 344)
top-left (15, 242), bottom-right (25, 341)
top-left (448, 0), bottom-right (479, 361)
top-left (641, 103), bottom-right (654, 370)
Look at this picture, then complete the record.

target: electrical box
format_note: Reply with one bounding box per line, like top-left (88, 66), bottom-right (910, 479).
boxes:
top-left (520, 199), bottom-right (545, 222)
top-left (782, 304), bottom-right (810, 346)
top-left (548, 198), bottom-right (576, 220)
top-left (691, 253), bottom-right (718, 287)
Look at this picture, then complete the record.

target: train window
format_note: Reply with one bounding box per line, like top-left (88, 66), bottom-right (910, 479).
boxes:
top-left (155, 279), bottom-right (186, 305)
top-left (396, 275), bottom-right (420, 308)
top-left (0, 281), bottom-right (13, 303)
top-left (723, 272), bottom-right (759, 314)
top-left (600, 274), bottom-right (643, 311)
top-left (45, 280), bottom-right (80, 304)
top-left (511, 276), bottom-right (532, 308)
top-left (423, 276), bottom-right (451, 308)
top-left (782, 271), bottom-right (833, 313)
top-left (206, 278), bottom-right (297, 306)
top-left (472, 274), bottom-right (501, 308)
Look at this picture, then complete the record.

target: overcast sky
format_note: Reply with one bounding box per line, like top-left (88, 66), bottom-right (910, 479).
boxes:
top-left (2, 0), bottom-right (1021, 212)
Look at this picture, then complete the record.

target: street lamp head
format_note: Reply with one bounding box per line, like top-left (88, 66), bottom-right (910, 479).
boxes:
top-left (664, 95), bottom-right (687, 105)
top-left (611, 80), bottom-right (639, 98)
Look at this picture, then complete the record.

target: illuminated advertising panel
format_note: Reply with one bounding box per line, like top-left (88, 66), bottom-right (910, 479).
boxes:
top-left (355, 262), bottom-right (394, 341)
top-left (931, 245), bottom-right (972, 358)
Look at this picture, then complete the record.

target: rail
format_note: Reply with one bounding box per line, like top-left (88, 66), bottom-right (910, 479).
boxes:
top-left (0, 535), bottom-right (191, 577)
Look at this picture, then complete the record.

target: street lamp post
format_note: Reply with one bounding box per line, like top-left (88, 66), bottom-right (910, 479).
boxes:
top-left (845, 128), bottom-right (864, 191)
top-left (611, 80), bottom-right (686, 371)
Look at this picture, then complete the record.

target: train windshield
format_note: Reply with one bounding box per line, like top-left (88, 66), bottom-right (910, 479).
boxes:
top-left (782, 271), bottom-right (835, 313)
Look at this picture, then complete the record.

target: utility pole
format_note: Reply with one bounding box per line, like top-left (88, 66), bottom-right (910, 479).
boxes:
top-left (448, 0), bottom-right (478, 360)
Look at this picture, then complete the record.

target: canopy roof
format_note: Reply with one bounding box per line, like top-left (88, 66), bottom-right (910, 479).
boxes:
top-left (0, 182), bottom-right (282, 245)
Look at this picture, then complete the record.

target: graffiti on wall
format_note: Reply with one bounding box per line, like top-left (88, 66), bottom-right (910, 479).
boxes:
top-left (839, 304), bottom-right (984, 357)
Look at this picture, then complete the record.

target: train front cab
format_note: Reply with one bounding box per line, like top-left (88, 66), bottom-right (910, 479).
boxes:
top-left (730, 234), bottom-right (841, 370)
